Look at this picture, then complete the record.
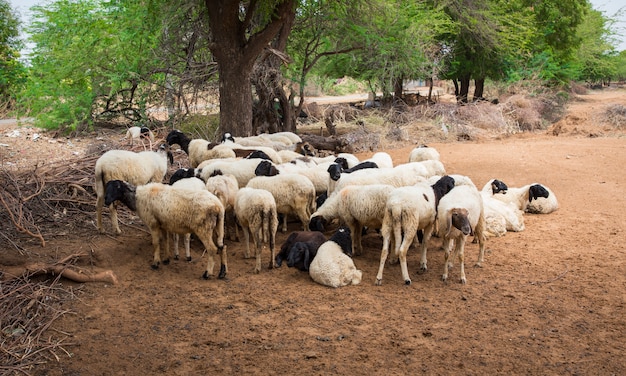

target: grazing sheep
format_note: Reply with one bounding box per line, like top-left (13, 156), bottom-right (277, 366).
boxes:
top-left (330, 164), bottom-right (428, 195)
top-left (436, 185), bottom-right (487, 284)
top-left (310, 184), bottom-right (395, 256)
top-left (169, 168), bottom-right (201, 185)
top-left (275, 231), bottom-right (327, 270)
top-left (376, 176), bottom-right (456, 285)
top-left (256, 160), bottom-right (330, 197)
top-left (166, 130), bottom-right (236, 168)
top-left (104, 180), bottom-right (227, 279)
top-left (125, 126), bottom-right (155, 146)
top-left (170, 176), bottom-right (207, 261)
top-left (246, 173), bottom-right (316, 233)
top-left (309, 227), bottom-right (362, 288)
top-left (234, 187), bottom-right (279, 273)
top-left (491, 182), bottom-right (555, 213)
top-left (408, 144), bottom-right (440, 162)
top-left (95, 144), bottom-right (173, 234)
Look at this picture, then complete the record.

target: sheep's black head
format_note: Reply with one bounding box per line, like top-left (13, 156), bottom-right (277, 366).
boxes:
top-left (140, 127), bottom-right (151, 138)
top-left (447, 208), bottom-right (472, 236)
top-left (334, 157), bottom-right (349, 170)
top-left (255, 160), bottom-right (279, 176)
top-left (491, 179), bottom-right (508, 194)
top-left (327, 163), bottom-right (342, 181)
top-left (309, 215), bottom-right (327, 232)
top-left (221, 132), bottom-right (235, 143)
top-left (104, 180), bottom-right (137, 211)
top-left (528, 184), bottom-right (550, 202)
top-left (315, 192), bottom-right (328, 209)
top-left (246, 150), bottom-right (271, 160)
top-left (286, 242), bottom-right (312, 270)
top-left (329, 226), bottom-right (352, 256)
top-left (165, 130), bottom-right (183, 146)
top-left (432, 175), bottom-right (456, 206)
top-left (169, 168), bottom-right (196, 185)
top-left (157, 143), bottom-right (174, 165)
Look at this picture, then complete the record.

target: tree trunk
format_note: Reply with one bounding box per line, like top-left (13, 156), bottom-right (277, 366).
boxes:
top-left (393, 76), bottom-right (404, 103)
top-left (473, 77), bottom-right (485, 101)
top-left (219, 64), bottom-right (254, 136)
top-left (427, 77), bottom-right (433, 102)
top-left (457, 74), bottom-right (471, 103)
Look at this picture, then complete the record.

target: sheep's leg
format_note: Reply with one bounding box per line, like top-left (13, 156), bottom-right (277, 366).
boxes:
top-left (242, 226), bottom-right (251, 259)
top-left (150, 227), bottom-right (163, 269)
top-left (349, 222), bottom-right (362, 256)
top-left (198, 231), bottom-right (217, 280)
top-left (419, 224), bottom-right (434, 272)
top-left (398, 221), bottom-right (418, 285)
top-left (110, 203), bottom-right (121, 235)
top-left (296, 207), bottom-right (310, 231)
top-left (173, 233), bottom-right (180, 260)
top-left (375, 222), bottom-right (392, 285)
top-left (96, 196), bottom-right (105, 233)
top-left (161, 229), bottom-right (171, 265)
top-left (253, 226), bottom-right (262, 274)
top-left (457, 236), bottom-right (467, 284)
top-left (281, 213), bottom-right (288, 232)
top-left (184, 233), bottom-right (191, 261)
top-left (441, 237), bottom-right (452, 282)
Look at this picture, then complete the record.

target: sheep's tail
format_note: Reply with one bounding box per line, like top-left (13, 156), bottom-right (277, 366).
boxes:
top-left (269, 207), bottom-right (278, 250)
top-left (474, 206), bottom-right (487, 266)
top-left (216, 207), bottom-right (225, 248)
top-left (261, 207), bottom-right (270, 245)
top-left (95, 168), bottom-right (106, 198)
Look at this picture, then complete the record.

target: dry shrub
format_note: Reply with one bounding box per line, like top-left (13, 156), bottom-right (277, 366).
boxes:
top-left (603, 104), bottom-right (626, 129)
top-left (570, 82), bottom-right (588, 95)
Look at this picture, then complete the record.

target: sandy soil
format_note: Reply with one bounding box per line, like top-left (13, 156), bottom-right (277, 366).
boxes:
top-left (1, 88), bottom-right (626, 375)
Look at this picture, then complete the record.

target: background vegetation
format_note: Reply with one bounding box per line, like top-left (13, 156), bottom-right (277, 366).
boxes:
top-left (0, 0), bottom-right (624, 135)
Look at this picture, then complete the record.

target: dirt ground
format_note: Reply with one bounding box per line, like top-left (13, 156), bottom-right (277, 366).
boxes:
top-left (1, 88), bottom-right (626, 375)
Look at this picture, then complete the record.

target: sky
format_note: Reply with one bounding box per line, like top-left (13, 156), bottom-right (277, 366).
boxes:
top-left (8, 0), bottom-right (626, 54)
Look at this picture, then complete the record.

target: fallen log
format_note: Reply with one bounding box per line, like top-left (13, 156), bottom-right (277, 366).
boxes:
top-left (3, 253), bottom-right (119, 284)
top-left (300, 134), bottom-right (350, 153)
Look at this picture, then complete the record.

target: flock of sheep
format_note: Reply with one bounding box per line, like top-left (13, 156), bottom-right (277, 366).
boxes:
top-left (96, 126), bottom-right (558, 287)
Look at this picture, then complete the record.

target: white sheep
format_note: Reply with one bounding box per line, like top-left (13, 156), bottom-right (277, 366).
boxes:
top-left (363, 151), bottom-right (394, 169)
top-left (376, 176), bottom-right (456, 285)
top-left (246, 174), bottom-right (316, 232)
top-left (204, 171), bottom-right (239, 241)
top-left (124, 126), bottom-right (155, 147)
top-left (104, 180), bottom-right (227, 279)
top-left (171, 176), bottom-right (207, 261)
top-left (234, 187), bottom-right (279, 273)
top-left (166, 130), bottom-right (236, 168)
top-left (480, 194), bottom-right (525, 237)
top-left (198, 158), bottom-right (268, 188)
top-left (436, 184), bottom-right (487, 284)
top-left (310, 184), bottom-right (395, 256)
top-left (491, 182), bottom-right (557, 213)
top-left (331, 164), bottom-right (428, 195)
top-left (95, 144), bottom-right (172, 234)
top-left (309, 227), bottom-right (362, 288)
top-left (408, 144), bottom-right (440, 162)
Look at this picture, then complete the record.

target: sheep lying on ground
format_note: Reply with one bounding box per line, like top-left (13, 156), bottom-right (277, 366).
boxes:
top-left (246, 173), bottom-right (316, 232)
top-left (166, 130), bottom-right (236, 168)
top-left (309, 227), bottom-right (362, 288)
top-left (408, 144), bottom-right (440, 162)
top-left (104, 180), bottom-right (227, 279)
top-left (170, 176), bottom-right (207, 261)
top-left (234, 187), bottom-right (279, 273)
top-left (491, 182), bottom-right (555, 213)
top-left (310, 184), bottom-right (395, 256)
top-left (376, 176), bottom-right (456, 285)
top-left (95, 144), bottom-right (173, 234)
top-left (125, 126), bottom-right (155, 147)
top-left (275, 231), bottom-right (327, 270)
top-left (481, 178), bottom-right (509, 195)
top-left (480, 194), bottom-right (525, 237)
top-left (436, 184), bottom-right (487, 284)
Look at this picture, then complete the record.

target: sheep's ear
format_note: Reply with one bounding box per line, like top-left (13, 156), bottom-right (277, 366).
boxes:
top-left (303, 248), bottom-right (310, 271)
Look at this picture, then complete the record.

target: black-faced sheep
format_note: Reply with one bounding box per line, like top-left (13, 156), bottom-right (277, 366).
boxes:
top-left (104, 180), bottom-right (227, 279)
top-left (491, 182), bottom-right (556, 213)
top-left (309, 227), bottom-right (362, 288)
top-left (408, 144), bottom-right (440, 162)
top-left (234, 187), bottom-right (279, 273)
top-left (125, 126), bottom-right (155, 147)
top-left (436, 184), bottom-right (487, 284)
top-left (170, 176), bottom-right (207, 261)
top-left (275, 231), bottom-right (327, 270)
top-left (166, 130), bottom-right (236, 168)
top-left (376, 176), bottom-right (456, 285)
top-left (95, 144), bottom-right (173, 234)
top-left (204, 170), bottom-right (239, 241)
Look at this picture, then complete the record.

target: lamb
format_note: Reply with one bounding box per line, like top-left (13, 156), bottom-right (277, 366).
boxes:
top-left (310, 184), bottom-right (396, 256)
top-left (275, 230), bottom-right (327, 270)
top-left (95, 144), bottom-right (173, 234)
top-left (491, 182), bottom-right (555, 213)
top-left (408, 144), bottom-right (440, 162)
top-left (234, 187), bottom-right (279, 273)
top-left (436, 184), bottom-right (487, 284)
top-left (309, 227), bottom-right (362, 288)
top-left (104, 180), bottom-right (227, 279)
top-left (124, 126), bottom-right (155, 147)
top-left (170, 176), bottom-right (207, 261)
top-left (166, 130), bottom-right (235, 168)
top-left (376, 176), bottom-right (456, 285)
top-left (198, 158), bottom-right (270, 188)
top-left (246, 173), bottom-right (316, 233)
